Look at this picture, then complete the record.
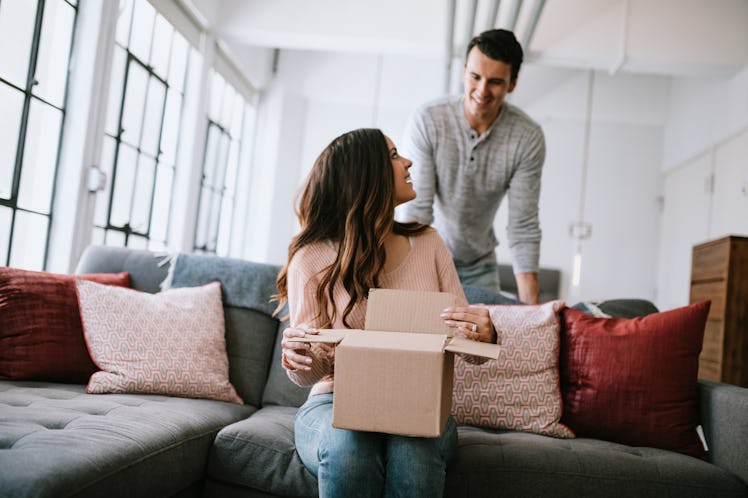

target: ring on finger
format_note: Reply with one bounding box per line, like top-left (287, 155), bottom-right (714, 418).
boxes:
top-left (470, 323), bottom-right (477, 333)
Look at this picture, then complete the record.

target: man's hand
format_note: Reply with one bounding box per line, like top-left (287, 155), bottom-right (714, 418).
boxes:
top-left (515, 272), bottom-right (539, 304)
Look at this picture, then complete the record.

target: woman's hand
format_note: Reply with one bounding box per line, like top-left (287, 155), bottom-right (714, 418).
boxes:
top-left (440, 305), bottom-right (496, 344)
top-left (280, 324), bottom-right (319, 371)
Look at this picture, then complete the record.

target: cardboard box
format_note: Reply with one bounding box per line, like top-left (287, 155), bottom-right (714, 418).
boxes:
top-left (291, 289), bottom-right (499, 437)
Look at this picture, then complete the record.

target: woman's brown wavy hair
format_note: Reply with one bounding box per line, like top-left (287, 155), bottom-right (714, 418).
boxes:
top-left (272, 128), bottom-right (427, 328)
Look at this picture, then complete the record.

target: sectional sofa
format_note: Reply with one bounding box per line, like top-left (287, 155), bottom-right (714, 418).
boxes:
top-left (0, 245), bottom-right (746, 498)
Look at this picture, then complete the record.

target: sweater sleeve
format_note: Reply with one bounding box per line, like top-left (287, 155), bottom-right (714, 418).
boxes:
top-left (284, 250), bottom-right (335, 387)
top-left (507, 125), bottom-right (545, 274)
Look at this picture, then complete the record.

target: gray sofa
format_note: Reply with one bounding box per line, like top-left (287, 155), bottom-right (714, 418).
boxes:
top-left (1, 245), bottom-right (746, 498)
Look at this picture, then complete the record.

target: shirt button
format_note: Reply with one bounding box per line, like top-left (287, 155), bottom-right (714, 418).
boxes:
top-left (470, 157), bottom-right (474, 161)
top-left (470, 134), bottom-right (475, 139)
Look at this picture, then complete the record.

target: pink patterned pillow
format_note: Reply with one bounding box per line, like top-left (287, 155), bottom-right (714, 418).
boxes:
top-left (452, 300), bottom-right (574, 438)
top-left (76, 279), bottom-right (242, 404)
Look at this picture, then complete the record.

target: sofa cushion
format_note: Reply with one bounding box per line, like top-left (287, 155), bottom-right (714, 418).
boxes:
top-left (0, 267), bottom-right (130, 383)
top-left (452, 300), bottom-right (574, 438)
top-left (445, 425), bottom-right (746, 498)
top-left (560, 301), bottom-right (710, 459)
top-left (77, 280), bottom-right (242, 404)
top-left (0, 380), bottom-right (253, 498)
top-left (262, 321), bottom-right (313, 408)
top-left (206, 405), bottom-right (318, 497)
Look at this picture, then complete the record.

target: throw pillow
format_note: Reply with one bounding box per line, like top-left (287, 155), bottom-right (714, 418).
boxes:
top-left (76, 279), bottom-right (242, 404)
top-left (560, 301), bottom-right (710, 459)
top-left (452, 300), bottom-right (574, 438)
top-left (0, 267), bottom-right (130, 382)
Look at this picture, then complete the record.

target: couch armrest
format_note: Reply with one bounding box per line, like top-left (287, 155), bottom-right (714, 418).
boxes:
top-left (698, 379), bottom-right (748, 486)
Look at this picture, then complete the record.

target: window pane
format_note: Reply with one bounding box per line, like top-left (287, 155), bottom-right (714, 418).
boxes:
top-left (216, 194), bottom-right (233, 255)
top-left (167, 32), bottom-right (188, 92)
top-left (18, 99), bottom-right (62, 214)
top-left (91, 226), bottom-right (105, 246)
top-left (230, 98), bottom-right (245, 138)
top-left (194, 187), bottom-right (211, 249)
top-left (207, 190), bottom-right (222, 251)
top-left (213, 132), bottom-right (230, 191)
top-left (9, 209), bottom-right (47, 270)
top-left (0, 84), bottom-right (24, 199)
top-left (0, 0), bottom-right (37, 89)
top-left (160, 88), bottom-right (181, 165)
top-left (225, 140), bottom-right (239, 197)
top-left (150, 164), bottom-right (172, 242)
top-left (130, 155), bottom-right (155, 233)
top-left (127, 234), bottom-right (147, 249)
top-left (0, 206), bottom-right (11, 265)
top-left (104, 46), bottom-right (127, 136)
top-left (120, 60), bottom-right (148, 147)
top-left (94, 136), bottom-right (117, 226)
top-left (140, 76), bottom-right (165, 157)
top-left (105, 229), bottom-right (125, 247)
top-left (150, 15), bottom-right (172, 79)
top-left (129, 0), bottom-right (154, 63)
top-left (115, 0), bottom-right (134, 47)
top-left (202, 125), bottom-right (219, 187)
top-left (110, 143), bottom-right (137, 227)
top-left (148, 238), bottom-right (166, 252)
top-left (34, 0), bottom-right (75, 107)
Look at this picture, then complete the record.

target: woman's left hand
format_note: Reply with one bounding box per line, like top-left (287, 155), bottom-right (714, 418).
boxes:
top-left (441, 305), bottom-right (496, 343)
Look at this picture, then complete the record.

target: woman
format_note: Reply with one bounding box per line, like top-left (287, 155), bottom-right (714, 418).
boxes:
top-left (274, 128), bottom-right (496, 498)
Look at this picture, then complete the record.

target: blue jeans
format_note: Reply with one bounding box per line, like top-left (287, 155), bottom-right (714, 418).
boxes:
top-left (294, 393), bottom-right (458, 498)
top-left (455, 254), bottom-right (501, 293)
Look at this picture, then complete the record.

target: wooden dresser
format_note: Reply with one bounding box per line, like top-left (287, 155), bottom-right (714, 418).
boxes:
top-left (689, 235), bottom-right (748, 387)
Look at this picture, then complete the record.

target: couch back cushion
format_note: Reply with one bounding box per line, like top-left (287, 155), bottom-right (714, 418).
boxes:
top-left (75, 246), bottom-right (281, 407)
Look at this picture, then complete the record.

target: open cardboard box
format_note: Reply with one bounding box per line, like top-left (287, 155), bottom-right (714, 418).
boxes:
top-left (290, 289), bottom-right (500, 437)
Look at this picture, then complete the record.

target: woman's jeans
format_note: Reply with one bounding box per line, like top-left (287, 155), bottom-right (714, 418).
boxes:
top-left (295, 393), bottom-right (458, 498)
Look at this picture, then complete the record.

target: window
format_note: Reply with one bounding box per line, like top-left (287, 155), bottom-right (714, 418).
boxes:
top-left (0, 0), bottom-right (78, 269)
top-left (193, 69), bottom-right (248, 255)
top-left (92, 0), bottom-right (192, 251)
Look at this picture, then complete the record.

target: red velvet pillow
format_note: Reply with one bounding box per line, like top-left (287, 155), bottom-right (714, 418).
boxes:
top-left (0, 267), bottom-right (130, 383)
top-left (560, 301), bottom-right (710, 459)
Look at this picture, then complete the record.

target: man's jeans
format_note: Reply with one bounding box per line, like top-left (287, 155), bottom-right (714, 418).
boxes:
top-left (456, 254), bottom-right (501, 293)
top-left (294, 393), bottom-right (458, 498)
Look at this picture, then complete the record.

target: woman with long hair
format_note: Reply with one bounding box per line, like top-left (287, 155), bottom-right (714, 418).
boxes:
top-left (274, 128), bottom-right (496, 498)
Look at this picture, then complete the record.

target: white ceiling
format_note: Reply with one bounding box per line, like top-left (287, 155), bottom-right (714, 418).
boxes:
top-left (185, 0), bottom-right (748, 79)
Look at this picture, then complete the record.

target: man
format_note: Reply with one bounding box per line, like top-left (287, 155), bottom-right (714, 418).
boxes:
top-left (402, 29), bottom-right (545, 304)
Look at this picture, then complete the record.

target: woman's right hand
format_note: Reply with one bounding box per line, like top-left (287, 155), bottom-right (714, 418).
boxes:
top-left (281, 325), bottom-right (319, 371)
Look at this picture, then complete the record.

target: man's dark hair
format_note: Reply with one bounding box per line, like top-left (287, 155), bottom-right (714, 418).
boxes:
top-left (466, 29), bottom-right (523, 81)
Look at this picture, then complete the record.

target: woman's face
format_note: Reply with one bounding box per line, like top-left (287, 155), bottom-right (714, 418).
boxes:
top-left (385, 136), bottom-right (416, 205)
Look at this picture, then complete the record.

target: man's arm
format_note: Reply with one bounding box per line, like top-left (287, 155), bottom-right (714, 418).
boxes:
top-left (515, 272), bottom-right (539, 304)
top-left (401, 109), bottom-right (436, 224)
top-left (506, 126), bottom-right (545, 289)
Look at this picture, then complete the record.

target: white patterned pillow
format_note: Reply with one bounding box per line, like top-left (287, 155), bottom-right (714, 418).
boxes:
top-left (76, 279), bottom-right (242, 404)
top-left (452, 300), bottom-right (573, 438)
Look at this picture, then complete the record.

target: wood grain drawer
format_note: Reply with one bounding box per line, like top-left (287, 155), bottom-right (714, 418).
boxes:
top-left (691, 239), bottom-right (729, 282)
top-left (700, 319), bottom-right (724, 363)
top-left (698, 358), bottom-right (721, 382)
top-left (689, 281), bottom-right (726, 319)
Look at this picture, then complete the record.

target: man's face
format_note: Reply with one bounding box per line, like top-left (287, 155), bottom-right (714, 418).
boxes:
top-left (462, 46), bottom-right (517, 126)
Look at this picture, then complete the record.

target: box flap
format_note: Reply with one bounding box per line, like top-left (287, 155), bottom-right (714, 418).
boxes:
top-left (286, 329), bottom-right (351, 344)
top-left (343, 330), bottom-right (447, 353)
top-left (444, 337), bottom-right (500, 359)
top-left (365, 289), bottom-right (455, 335)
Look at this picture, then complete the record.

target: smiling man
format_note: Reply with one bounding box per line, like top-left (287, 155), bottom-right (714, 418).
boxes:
top-left (402, 29), bottom-right (545, 304)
